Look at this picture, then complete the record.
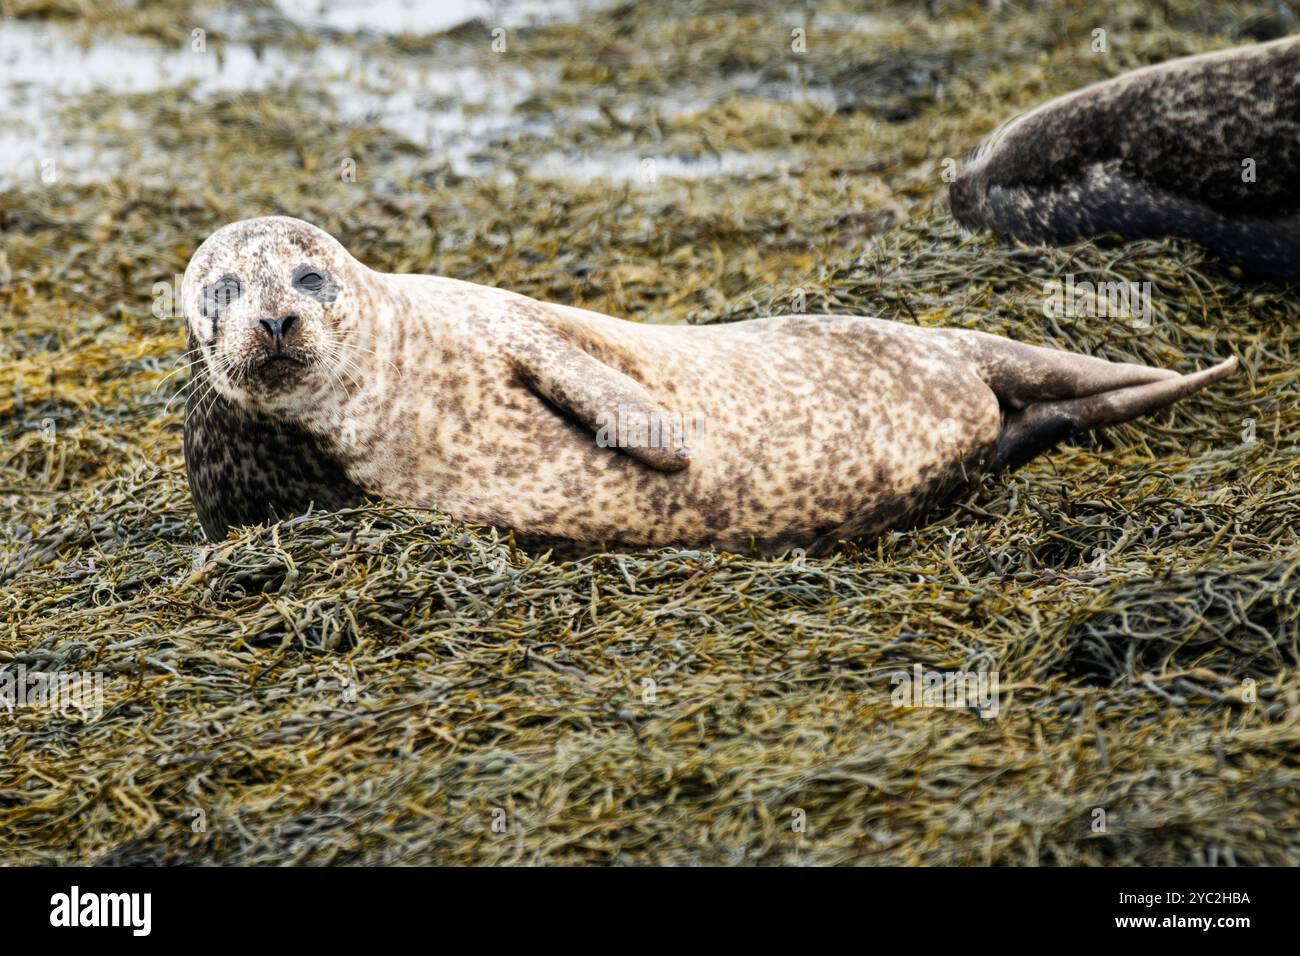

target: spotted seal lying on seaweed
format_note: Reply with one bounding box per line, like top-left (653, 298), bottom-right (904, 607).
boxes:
top-left (181, 216), bottom-right (1236, 554)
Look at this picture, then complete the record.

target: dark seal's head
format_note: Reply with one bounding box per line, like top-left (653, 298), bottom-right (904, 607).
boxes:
top-left (183, 215), bottom-right (365, 415)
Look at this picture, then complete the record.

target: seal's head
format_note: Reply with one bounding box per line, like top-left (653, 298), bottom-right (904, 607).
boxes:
top-left (183, 216), bottom-right (362, 412)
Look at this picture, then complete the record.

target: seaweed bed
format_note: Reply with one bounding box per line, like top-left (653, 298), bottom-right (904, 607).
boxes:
top-left (1, 0), bottom-right (1298, 865)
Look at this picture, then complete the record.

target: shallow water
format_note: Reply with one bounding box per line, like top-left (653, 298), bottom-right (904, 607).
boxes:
top-left (0, 15), bottom-right (540, 185)
top-left (279, 0), bottom-right (602, 34)
top-left (0, 0), bottom-right (817, 188)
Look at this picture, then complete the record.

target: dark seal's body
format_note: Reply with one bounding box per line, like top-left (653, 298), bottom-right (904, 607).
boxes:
top-left (950, 37), bottom-right (1300, 279)
top-left (180, 217), bottom-right (1235, 554)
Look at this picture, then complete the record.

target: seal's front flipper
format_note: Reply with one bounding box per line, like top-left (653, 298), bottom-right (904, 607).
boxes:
top-left (992, 356), bottom-right (1238, 470)
top-left (509, 331), bottom-right (691, 473)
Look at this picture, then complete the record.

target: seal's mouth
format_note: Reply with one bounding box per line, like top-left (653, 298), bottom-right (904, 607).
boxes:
top-left (257, 352), bottom-right (307, 376)
top-left (261, 353), bottom-right (303, 368)
top-left (233, 349), bottom-right (313, 390)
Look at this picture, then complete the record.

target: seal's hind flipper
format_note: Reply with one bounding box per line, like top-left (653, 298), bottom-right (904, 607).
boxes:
top-left (947, 329), bottom-right (1185, 411)
top-left (992, 356), bottom-right (1238, 471)
top-left (509, 326), bottom-right (691, 472)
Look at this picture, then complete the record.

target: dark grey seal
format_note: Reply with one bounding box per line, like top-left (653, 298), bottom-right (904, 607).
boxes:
top-left (950, 38), bottom-right (1300, 280)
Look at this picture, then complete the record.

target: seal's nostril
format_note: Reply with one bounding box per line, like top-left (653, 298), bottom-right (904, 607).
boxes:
top-left (259, 315), bottom-right (298, 341)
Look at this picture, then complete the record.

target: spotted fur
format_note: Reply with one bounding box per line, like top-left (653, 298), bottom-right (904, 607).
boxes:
top-left (182, 217), bottom-right (1236, 554)
top-left (950, 37), bottom-right (1300, 279)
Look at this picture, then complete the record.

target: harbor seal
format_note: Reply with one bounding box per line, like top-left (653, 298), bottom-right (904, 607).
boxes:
top-left (181, 216), bottom-right (1236, 554)
top-left (949, 37), bottom-right (1300, 280)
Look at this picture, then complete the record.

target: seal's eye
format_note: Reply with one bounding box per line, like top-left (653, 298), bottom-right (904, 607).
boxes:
top-left (292, 264), bottom-right (338, 302)
top-left (202, 275), bottom-right (241, 321)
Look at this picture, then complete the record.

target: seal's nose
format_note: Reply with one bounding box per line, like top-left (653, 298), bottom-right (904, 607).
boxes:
top-left (258, 315), bottom-right (298, 347)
